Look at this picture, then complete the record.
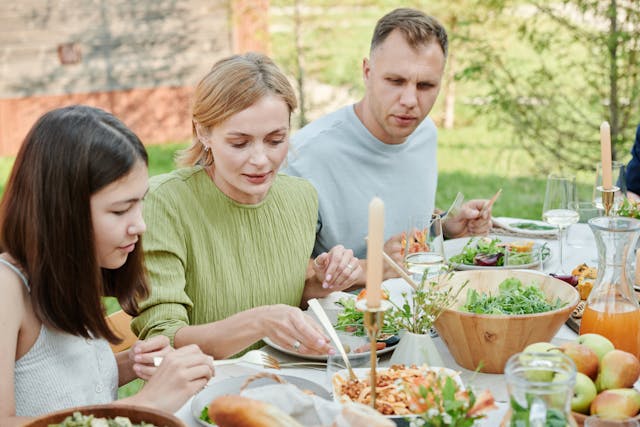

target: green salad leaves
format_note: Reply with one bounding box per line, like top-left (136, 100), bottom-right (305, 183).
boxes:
top-left (462, 277), bottom-right (565, 315)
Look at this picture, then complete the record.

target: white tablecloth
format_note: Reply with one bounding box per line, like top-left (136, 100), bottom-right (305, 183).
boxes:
top-left (175, 222), bottom-right (597, 426)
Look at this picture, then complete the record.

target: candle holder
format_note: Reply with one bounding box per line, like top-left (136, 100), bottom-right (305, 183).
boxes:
top-left (597, 185), bottom-right (619, 216)
top-left (356, 299), bottom-right (391, 409)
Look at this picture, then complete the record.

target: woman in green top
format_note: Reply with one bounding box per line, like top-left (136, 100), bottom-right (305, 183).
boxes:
top-left (132, 53), bottom-right (362, 358)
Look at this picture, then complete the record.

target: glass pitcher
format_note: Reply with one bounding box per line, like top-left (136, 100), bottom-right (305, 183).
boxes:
top-left (579, 217), bottom-right (640, 358)
top-left (502, 352), bottom-right (578, 427)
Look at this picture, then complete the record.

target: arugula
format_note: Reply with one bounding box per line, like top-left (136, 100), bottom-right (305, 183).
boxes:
top-left (199, 406), bottom-right (214, 425)
top-left (449, 237), bottom-right (505, 266)
top-left (463, 277), bottom-right (566, 315)
top-left (334, 297), bottom-right (398, 336)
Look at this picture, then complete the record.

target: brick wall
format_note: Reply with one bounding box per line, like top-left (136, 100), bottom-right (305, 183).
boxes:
top-left (0, 0), bottom-right (235, 156)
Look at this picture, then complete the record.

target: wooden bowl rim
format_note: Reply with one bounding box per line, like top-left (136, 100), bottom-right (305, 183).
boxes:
top-left (22, 403), bottom-right (185, 427)
top-left (440, 270), bottom-right (580, 319)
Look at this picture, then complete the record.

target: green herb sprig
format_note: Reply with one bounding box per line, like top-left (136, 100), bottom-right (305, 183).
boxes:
top-left (387, 270), bottom-right (467, 335)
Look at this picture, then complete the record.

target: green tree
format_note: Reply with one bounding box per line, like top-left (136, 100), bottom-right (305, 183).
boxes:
top-left (462, 0), bottom-right (640, 171)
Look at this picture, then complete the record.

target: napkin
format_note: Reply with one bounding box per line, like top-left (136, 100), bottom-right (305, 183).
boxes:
top-left (241, 383), bottom-right (394, 427)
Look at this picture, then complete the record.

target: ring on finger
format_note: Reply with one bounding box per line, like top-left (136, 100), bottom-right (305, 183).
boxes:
top-left (345, 263), bottom-right (354, 271)
top-left (292, 340), bottom-right (301, 351)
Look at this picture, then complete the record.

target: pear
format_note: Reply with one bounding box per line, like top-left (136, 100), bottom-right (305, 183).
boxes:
top-left (596, 349), bottom-right (640, 391)
top-left (576, 333), bottom-right (615, 362)
top-left (590, 388), bottom-right (640, 420)
top-left (559, 342), bottom-right (599, 380)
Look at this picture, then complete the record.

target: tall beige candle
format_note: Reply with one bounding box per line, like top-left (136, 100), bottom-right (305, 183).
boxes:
top-left (600, 121), bottom-right (613, 190)
top-left (366, 197), bottom-right (384, 308)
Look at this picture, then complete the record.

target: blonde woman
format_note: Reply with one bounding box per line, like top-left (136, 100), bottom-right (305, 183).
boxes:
top-left (133, 53), bottom-right (362, 358)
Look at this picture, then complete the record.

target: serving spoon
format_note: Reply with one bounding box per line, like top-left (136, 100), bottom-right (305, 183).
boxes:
top-left (307, 298), bottom-right (357, 380)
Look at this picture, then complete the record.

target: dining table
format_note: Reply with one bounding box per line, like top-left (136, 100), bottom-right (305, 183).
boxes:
top-left (175, 220), bottom-right (599, 427)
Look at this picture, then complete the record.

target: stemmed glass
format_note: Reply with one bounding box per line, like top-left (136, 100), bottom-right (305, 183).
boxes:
top-left (542, 173), bottom-right (579, 273)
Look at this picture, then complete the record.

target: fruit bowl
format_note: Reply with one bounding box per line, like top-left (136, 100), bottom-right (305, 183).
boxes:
top-left (22, 404), bottom-right (185, 427)
top-left (572, 412), bottom-right (640, 426)
top-left (434, 269), bottom-right (580, 373)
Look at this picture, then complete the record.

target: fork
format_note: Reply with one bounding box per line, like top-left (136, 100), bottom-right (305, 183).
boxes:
top-left (153, 349), bottom-right (280, 369)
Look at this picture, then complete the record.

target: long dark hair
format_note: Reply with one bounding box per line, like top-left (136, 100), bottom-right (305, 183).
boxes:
top-left (0, 105), bottom-right (150, 343)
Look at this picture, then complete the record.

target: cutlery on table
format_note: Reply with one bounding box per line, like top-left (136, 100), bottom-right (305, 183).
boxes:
top-left (382, 251), bottom-right (419, 290)
top-left (153, 349), bottom-right (278, 369)
top-left (307, 298), bottom-right (357, 380)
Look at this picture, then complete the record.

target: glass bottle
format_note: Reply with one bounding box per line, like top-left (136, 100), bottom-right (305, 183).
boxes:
top-left (502, 352), bottom-right (578, 427)
top-left (579, 217), bottom-right (640, 358)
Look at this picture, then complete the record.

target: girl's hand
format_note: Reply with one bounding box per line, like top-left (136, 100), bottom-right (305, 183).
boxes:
top-left (129, 335), bottom-right (174, 380)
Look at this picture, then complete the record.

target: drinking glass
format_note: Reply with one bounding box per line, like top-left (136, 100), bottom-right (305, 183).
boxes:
top-left (593, 160), bottom-right (627, 211)
top-left (504, 244), bottom-right (545, 271)
top-left (542, 174), bottom-right (579, 273)
top-left (568, 201), bottom-right (604, 248)
top-left (403, 213), bottom-right (446, 282)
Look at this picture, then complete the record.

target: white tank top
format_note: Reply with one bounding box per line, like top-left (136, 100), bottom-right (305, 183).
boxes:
top-left (2, 259), bottom-right (119, 416)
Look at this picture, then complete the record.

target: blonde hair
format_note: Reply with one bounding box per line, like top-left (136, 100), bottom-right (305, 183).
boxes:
top-left (178, 52), bottom-right (298, 167)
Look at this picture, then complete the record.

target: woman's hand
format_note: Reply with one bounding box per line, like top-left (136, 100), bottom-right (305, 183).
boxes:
top-left (443, 199), bottom-right (493, 238)
top-left (128, 344), bottom-right (214, 413)
top-left (258, 304), bottom-right (333, 356)
top-left (129, 335), bottom-right (174, 380)
top-left (312, 244), bottom-right (361, 291)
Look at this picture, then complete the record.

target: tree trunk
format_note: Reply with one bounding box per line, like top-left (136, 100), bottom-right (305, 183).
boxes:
top-left (293, 0), bottom-right (307, 128)
top-left (608, 0), bottom-right (619, 160)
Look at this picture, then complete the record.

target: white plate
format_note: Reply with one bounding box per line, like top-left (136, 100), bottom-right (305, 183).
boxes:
top-left (332, 366), bottom-right (464, 423)
top-left (191, 374), bottom-right (331, 426)
top-left (263, 335), bottom-right (397, 361)
top-left (445, 235), bottom-right (551, 270)
top-left (493, 217), bottom-right (559, 237)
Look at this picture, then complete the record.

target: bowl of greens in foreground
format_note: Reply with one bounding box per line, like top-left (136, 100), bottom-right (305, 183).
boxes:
top-left (434, 270), bottom-right (579, 374)
top-left (23, 404), bottom-right (185, 427)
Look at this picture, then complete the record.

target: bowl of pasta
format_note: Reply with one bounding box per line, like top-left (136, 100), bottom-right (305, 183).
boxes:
top-left (23, 404), bottom-right (185, 427)
top-left (331, 364), bottom-right (495, 425)
top-left (434, 269), bottom-right (580, 374)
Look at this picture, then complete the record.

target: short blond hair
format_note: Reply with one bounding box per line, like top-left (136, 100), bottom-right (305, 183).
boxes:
top-left (371, 8), bottom-right (448, 57)
top-left (178, 52), bottom-right (297, 167)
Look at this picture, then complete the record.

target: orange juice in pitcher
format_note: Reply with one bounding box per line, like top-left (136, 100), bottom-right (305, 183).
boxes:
top-left (579, 217), bottom-right (640, 358)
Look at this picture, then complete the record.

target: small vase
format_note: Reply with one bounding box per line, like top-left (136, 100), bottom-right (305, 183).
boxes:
top-left (389, 330), bottom-right (444, 367)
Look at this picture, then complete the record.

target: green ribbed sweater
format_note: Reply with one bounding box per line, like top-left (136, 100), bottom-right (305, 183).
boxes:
top-left (132, 167), bottom-right (318, 345)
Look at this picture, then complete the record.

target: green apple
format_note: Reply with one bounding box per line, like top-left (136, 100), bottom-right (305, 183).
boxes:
top-left (559, 342), bottom-right (599, 380)
top-left (596, 349), bottom-right (640, 391)
top-left (576, 333), bottom-right (615, 362)
top-left (590, 388), bottom-right (640, 420)
top-left (520, 343), bottom-right (563, 382)
top-left (571, 372), bottom-right (598, 414)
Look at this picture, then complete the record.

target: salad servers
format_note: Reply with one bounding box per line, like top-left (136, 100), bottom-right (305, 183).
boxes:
top-left (308, 298), bottom-right (358, 380)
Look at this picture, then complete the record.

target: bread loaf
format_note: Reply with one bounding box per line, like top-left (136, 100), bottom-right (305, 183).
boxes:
top-left (207, 395), bottom-right (303, 427)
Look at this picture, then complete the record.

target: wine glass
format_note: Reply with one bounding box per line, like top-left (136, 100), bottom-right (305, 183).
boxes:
top-left (593, 160), bottom-right (627, 211)
top-left (542, 173), bottom-right (579, 273)
top-left (403, 213), bottom-right (446, 282)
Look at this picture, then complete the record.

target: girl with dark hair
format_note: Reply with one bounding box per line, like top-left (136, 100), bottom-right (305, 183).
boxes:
top-left (0, 105), bottom-right (214, 426)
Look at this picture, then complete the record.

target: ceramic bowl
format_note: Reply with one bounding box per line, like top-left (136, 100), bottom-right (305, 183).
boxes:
top-left (434, 269), bottom-right (580, 373)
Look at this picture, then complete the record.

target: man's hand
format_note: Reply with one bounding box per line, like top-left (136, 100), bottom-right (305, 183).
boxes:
top-left (442, 199), bottom-right (492, 238)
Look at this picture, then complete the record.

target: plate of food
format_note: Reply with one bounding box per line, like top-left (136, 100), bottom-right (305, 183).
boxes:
top-left (492, 217), bottom-right (559, 237)
top-left (446, 236), bottom-right (551, 270)
top-left (192, 373), bottom-right (331, 427)
top-left (264, 292), bottom-right (400, 361)
top-left (332, 365), bottom-right (495, 425)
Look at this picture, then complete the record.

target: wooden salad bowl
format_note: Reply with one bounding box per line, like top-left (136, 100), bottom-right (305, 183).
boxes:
top-left (434, 269), bottom-right (580, 374)
top-left (23, 403), bottom-right (185, 427)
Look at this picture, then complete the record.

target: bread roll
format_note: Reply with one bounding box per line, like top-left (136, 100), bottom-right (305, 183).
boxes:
top-left (207, 395), bottom-right (303, 427)
top-left (337, 402), bottom-right (395, 427)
